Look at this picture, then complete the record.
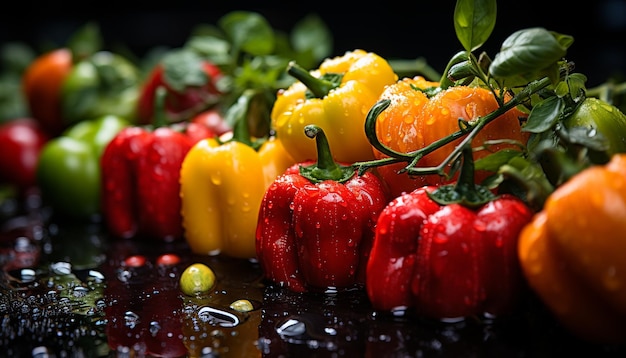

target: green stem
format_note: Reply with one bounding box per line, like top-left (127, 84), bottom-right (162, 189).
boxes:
top-left (287, 61), bottom-right (339, 99)
top-left (231, 111), bottom-right (253, 147)
top-left (404, 75), bottom-right (552, 176)
top-left (153, 86), bottom-right (167, 128)
top-left (428, 143), bottom-right (495, 207)
top-left (299, 125), bottom-right (355, 184)
top-left (439, 51), bottom-right (470, 90)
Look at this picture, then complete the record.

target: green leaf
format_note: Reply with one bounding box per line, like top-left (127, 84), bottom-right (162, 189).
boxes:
top-left (219, 11), bottom-right (275, 56)
top-left (454, 0), bottom-right (497, 52)
top-left (523, 95), bottom-right (564, 133)
top-left (474, 149), bottom-right (524, 171)
top-left (67, 22), bottom-right (102, 61)
top-left (291, 14), bottom-right (333, 66)
top-left (489, 27), bottom-right (573, 78)
top-left (162, 49), bottom-right (208, 92)
top-left (185, 35), bottom-right (231, 62)
top-left (565, 73), bottom-right (588, 99)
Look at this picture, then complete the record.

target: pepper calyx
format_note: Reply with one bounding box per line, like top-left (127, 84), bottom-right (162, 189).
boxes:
top-left (286, 61), bottom-right (343, 99)
top-left (428, 143), bottom-right (496, 208)
top-left (299, 124), bottom-right (355, 184)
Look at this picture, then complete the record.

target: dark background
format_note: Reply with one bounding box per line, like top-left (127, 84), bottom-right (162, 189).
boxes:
top-left (1, 1), bottom-right (625, 87)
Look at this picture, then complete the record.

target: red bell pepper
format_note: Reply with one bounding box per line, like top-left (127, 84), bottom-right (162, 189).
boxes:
top-left (366, 145), bottom-right (533, 321)
top-left (0, 118), bottom-right (49, 195)
top-left (101, 88), bottom-right (217, 241)
top-left (256, 124), bottom-right (389, 293)
top-left (136, 49), bottom-right (223, 125)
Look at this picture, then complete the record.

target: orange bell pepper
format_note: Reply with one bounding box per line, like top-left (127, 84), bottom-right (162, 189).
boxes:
top-left (518, 153), bottom-right (626, 344)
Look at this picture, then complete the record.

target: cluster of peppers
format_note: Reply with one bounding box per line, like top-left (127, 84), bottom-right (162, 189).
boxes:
top-left (257, 48), bottom-right (535, 323)
top-left (255, 13), bottom-right (626, 346)
top-left (4, 5), bottom-right (626, 347)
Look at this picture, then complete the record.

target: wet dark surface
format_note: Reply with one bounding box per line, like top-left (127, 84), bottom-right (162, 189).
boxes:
top-left (2, 194), bottom-right (626, 357)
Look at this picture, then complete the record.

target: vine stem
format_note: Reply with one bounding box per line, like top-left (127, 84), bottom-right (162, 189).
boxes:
top-left (353, 75), bottom-right (554, 177)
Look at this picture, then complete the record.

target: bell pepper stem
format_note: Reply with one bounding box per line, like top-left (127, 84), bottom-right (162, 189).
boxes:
top-left (229, 89), bottom-right (256, 147)
top-left (153, 86), bottom-right (168, 128)
top-left (287, 61), bottom-right (339, 99)
top-left (428, 143), bottom-right (496, 207)
top-left (299, 125), bottom-right (354, 184)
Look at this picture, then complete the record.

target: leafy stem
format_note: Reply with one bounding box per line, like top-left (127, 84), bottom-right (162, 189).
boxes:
top-left (353, 74), bottom-right (554, 177)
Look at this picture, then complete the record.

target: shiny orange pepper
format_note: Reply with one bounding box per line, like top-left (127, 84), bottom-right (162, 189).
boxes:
top-left (518, 153), bottom-right (626, 344)
top-left (372, 76), bottom-right (529, 198)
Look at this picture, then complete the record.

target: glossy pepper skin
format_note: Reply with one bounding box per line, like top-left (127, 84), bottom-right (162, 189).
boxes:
top-left (564, 97), bottom-right (626, 157)
top-left (101, 124), bottom-right (215, 242)
top-left (271, 49), bottom-right (398, 163)
top-left (371, 76), bottom-right (528, 198)
top-left (36, 115), bottom-right (129, 220)
top-left (101, 87), bottom-right (217, 241)
top-left (0, 118), bottom-right (49, 194)
top-left (366, 146), bottom-right (533, 320)
top-left (180, 119), bottom-right (296, 258)
top-left (256, 125), bottom-right (389, 293)
top-left (518, 153), bottom-right (626, 344)
top-left (137, 49), bottom-right (223, 125)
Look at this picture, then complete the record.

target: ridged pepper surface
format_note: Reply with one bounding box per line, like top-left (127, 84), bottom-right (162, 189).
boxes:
top-left (366, 146), bottom-right (533, 321)
top-left (101, 89), bottom-right (217, 241)
top-left (518, 153), bottom-right (626, 344)
top-left (370, 76), bottom-right (528, 198)
top-left (256, 125), bottom-right (389, 293)
top-left (180, 108), bottom-right (296, 258)
top-left (271, 49), bottom-right (397, 163)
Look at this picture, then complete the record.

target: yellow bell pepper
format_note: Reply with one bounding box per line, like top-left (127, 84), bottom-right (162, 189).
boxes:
top-left (180, 125), bottom-right (295, 259)
top-left (271, 49), bottom-right (398, 164)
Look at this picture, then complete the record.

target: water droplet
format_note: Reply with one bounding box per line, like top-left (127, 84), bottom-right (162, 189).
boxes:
top-left (73, 286), bottom-right (89, 298)
top-left (276, 318), bottom-right (306, 337)
top-left (87, 270), bottom-right (105, 283)
top-left (210, 172), bottom-right (222, 185)
top-left (50, 262), bottom-right (72, 275)
top-left (433, 233), bottom-right (448, 244)
top-left (124, 311), bottom-right (140, 329)
top-left (473, 220), bottom-right (486, 232)
top-left (197, 306), bottom-right (240, 327)
top-left (150, 321), bottom-right (161, 336)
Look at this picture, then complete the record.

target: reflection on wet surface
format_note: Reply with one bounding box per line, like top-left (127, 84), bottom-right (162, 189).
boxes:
top-left (2, 197), bottom-right (626, 357)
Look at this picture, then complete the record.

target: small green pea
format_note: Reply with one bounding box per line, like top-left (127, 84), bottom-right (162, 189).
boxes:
top-left (230, 299), bottom-right (254, 312)
top-left (180, 263), bottom-right (216, 296)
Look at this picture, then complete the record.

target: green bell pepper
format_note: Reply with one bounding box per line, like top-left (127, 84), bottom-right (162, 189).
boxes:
top-left (61, 51), bottom-right (141, 126)
top-left (36, 115), bottom-right (129, 221)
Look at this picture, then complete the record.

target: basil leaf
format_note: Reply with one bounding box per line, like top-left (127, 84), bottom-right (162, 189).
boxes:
top-left (454, 0), bottom-right (497, 52)
top-left (523, 95), bottom-right (564, 133)
top-left (219, 11), bottom-right (275, 56)
top-left (489, 27), bottom-right (573, 78)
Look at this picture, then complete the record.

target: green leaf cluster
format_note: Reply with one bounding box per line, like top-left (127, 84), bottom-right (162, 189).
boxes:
top-left (183, 11), bottom-right (333, 123)
top-left (440, 0), bottom-right (626, 208)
